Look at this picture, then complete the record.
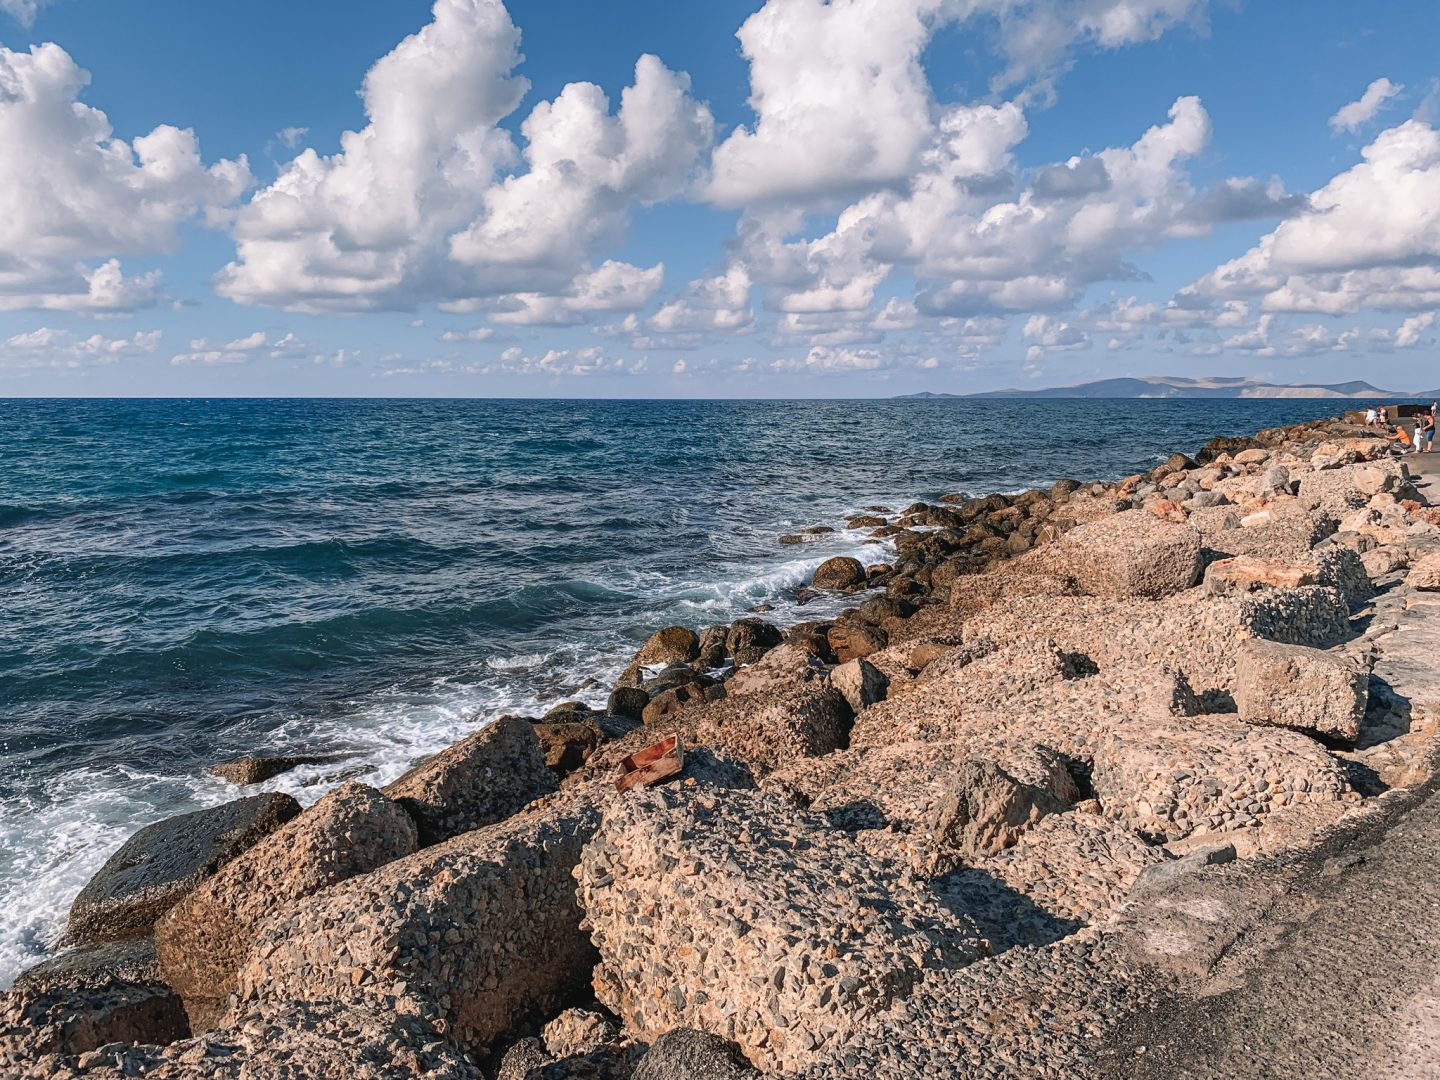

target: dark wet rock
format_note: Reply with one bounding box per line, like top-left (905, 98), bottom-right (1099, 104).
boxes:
top-left (857, 595), bottom-right (915, 623)
top-left (811, 556), bottom-right (867, 591)
top-left (696, 625), bottom-right (730, 667)
top-left (68, 793), bottom-right (300, 946)
top-left (827, 621), bottom-right (888, 662)
top-left (383, 716), bottom-right (555, 845)
top-left (12, 938), bottom-right (161, 995)
top-left (643, 663), bottom-right (706, 695)
top-left (634, 627), bottom-right (700, 667)
top-left (726, 618), bottom-right (782, 665)
top-left (607, 686), bottom-right (649, 718)
top-left (785, 620), bottom-right (837, 663)
top-left (207, 755), bottom-right (339, 786)
top-left (631, 1029), bottom-right (759, 1080)
top-left (847, 514), bottom-right (888, 528)
top-left (1196, 434), bottom-right (1263, 464)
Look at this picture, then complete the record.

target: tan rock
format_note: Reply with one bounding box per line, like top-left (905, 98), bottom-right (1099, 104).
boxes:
top-left (233, 795), bottom-right (602, 1053)
top-left (577, 787), bottom-right (984, 1074)
top-left (725, 643), bottom-right (822, 697)
top-left (154, 782), bottom-right (417, 1031)
top-left (1049, 510), bottom-right (1202, 599)
top-left (383, 715), bottom-right (555, 845)
top-left (1234, 639), bottom-right (1368, 743)
top-left (1406, 552), bottom-right (1440, 590)
top-left (1204, 555), bottom-right (1317, 594)
top-left (827, 621), bottom-right (888, 662)
top-left (828, 657), bottom-right (889, 713)
top-left (930, 759), bottom-right (1070, 857)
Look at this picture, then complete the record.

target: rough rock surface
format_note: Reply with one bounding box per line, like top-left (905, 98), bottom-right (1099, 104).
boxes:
top-left (811, 556), bottom-right (866, 591)
top-left (207, 755), bottom-right (336, 785)
top-left (542, 1008), bottom-right (619, 1058)
top-left (827, 658), bottom-right (888, 714)
top-left (233, 795), bottom-right (602, 1052)
top-left (577, 786), bottom-right (984, 1074)
top-left (68, 793), bottom-right (301, 945)
top-left (1049, 510), bottom-right (1203, 599)
top-left (0, 981), bottom-right (188, 1065)
top-left (1091, 717), bottom-right (1353, 841)
top-left (15, 996), bottom-right (481, 1080)
top-left (383, 715), bottom-right (556, 845)
top-left (725, 643), bottom-right (822, 697)
top-left (594, 684), bottom-right (852, 778)
top-left (930, 759), bottom-right (1070, 857)
top-left (155, 782), bottom-right (418, 1031)
top-left (1234, 638), bottom-right (1368, 743)
top-left (631, 1029), bottom-right (759, 1080)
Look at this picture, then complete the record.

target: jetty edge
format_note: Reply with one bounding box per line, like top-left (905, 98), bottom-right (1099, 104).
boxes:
top-left (5, 413), bottom-right (1440, 1079)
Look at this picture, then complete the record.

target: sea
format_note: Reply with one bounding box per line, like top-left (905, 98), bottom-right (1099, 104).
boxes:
top-left (0, 396), bottom-right (1350, 986)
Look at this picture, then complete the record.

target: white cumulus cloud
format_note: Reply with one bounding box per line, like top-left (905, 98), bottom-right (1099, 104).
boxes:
top-left (0, 44), bottom-right (250, 312)
top-left (1329, 77), bottom-right (1404, 134)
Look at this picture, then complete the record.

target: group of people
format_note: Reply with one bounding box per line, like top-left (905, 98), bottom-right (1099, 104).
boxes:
top-left (1366, 403), bottom-right (1438, 454)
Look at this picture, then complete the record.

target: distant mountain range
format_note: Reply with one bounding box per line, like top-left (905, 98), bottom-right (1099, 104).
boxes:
top-left (899, 376), bottom-right (1440, 400)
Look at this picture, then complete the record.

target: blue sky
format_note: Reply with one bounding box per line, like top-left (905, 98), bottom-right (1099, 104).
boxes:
top-left (0, 0), bottom-right (1438, 396)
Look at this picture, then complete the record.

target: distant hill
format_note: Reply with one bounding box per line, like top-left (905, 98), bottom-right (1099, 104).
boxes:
top-left (897, 376), bottom-right (1407, 400)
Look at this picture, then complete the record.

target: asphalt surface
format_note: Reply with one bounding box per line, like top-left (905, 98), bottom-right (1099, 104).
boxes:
top-left (1102, 766), bottom-right (1440, 1080)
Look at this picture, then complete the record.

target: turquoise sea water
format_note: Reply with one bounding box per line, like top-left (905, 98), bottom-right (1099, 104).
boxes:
top-left (0, 396), bottom-right (1347, 984)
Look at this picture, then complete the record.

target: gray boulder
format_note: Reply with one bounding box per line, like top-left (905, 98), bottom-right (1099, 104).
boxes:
top-left (68, 792), bottom-right (300, 945)
top-left (632, 1029), bottom-right (759, 1080)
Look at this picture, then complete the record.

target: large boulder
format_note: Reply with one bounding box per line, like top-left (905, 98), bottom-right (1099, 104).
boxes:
top-left (930, 760), bottom-right (1070, 857)
top-left (154, 782), bottom-right (418, 1031)
top-left (532, 720), bottom-right (606, 777)
top-left (0, 981), bottom-right (189, 1065)
top-left (725, 642), bottom-right (822, 697)
top-left (383, 716), bottom-right (555, 845)
top-left (1233, 639), bottom-right (1368, 743)
top-left (233, 796), bottom-right (601, 1053)
top-left (725, 618), bottom-right (782, 665)
top-left (13, 996), bottom-right (481, 1080)
top-left (811, 556), bottom-right (866, 591)
top-left (68, 793), bottom-right (300, 946)
top-left (828, 658), bottom-right (889, 714)
top-left (577, 787), bottom-right (984, 1074)
top-left (827, 621), bottom-right (888, 662)
top-left (634, 626), bottom-right (700, 667)
top-left (631, 1029), bottom-right (759, 1080)
top-left (1050, 510), bottom-right (1202, 598)
top-left (12, 937), bottom-right (161, 994)
top-left (1091, 717), bottom-right (1352, 842)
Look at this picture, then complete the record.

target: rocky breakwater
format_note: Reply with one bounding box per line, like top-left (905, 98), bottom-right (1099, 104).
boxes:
top-left (7, 415), bottom-right (1440, 1079)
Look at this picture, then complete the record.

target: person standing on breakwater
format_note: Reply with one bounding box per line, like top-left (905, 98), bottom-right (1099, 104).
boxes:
top-left (1380, 406), bottom-right (1390, 426)
top-left (1424, 411), bottom-right (1436, 453)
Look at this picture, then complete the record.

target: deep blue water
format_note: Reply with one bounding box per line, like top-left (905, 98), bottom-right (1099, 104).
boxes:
top-left (0, 396), bottom-right (1348, 984)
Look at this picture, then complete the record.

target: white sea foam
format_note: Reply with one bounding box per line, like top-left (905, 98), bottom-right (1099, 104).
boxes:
top-left (0, 522), bottom-right (893, 989)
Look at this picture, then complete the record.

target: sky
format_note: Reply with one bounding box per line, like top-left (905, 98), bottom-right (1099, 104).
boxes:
top-left (1, 0), bottom-right (1438, 397)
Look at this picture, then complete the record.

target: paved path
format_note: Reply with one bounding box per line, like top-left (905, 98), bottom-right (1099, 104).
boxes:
top-left (1103, 460), bottom-right (1440, 1079)
top-left (1103, 769), bottom-right (1440, 1079)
